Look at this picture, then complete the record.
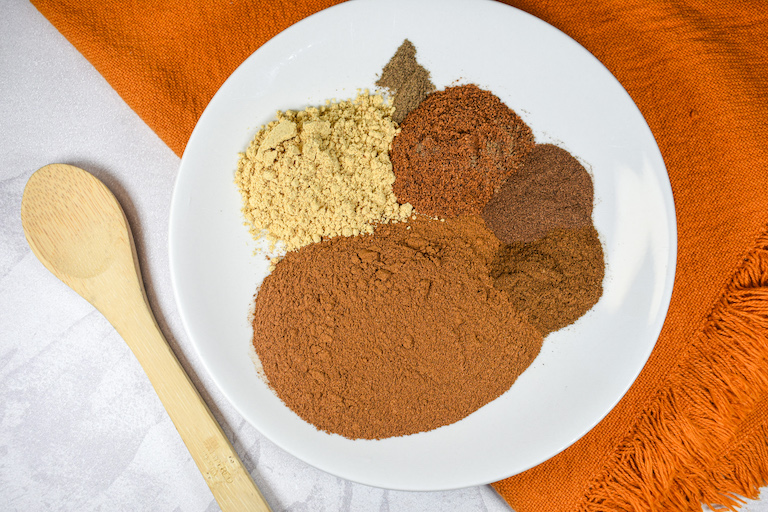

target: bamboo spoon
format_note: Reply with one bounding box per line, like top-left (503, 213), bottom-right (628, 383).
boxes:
top-left (21, 164), bottom-right (272, 512)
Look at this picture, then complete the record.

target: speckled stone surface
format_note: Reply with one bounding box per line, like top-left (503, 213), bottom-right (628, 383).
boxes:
top-left (1, 2), bottom-right (766, 511)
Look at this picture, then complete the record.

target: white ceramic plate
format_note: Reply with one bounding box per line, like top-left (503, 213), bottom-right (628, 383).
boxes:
top-left (169, 0), bottom-right (676, 491)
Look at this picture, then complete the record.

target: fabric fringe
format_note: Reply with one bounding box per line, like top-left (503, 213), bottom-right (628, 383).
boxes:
top-left (580, 230), bottom-right (768, 512)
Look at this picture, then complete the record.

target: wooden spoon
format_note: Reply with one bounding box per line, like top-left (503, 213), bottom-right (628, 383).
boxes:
top-left (21, 164), bottom-right (272, 512)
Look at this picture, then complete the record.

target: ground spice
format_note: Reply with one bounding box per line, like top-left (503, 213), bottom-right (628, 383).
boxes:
top-left (390, 84), bottom-right (535, 218)
top-left (251, 215), bottom-right (543, 440)
top-left (482, 144), bottom-right (594, 243)
top-left (235, 92), bottom-right (413, 252)
top-left (376, 39), bottom-right (435, 124)
top-left (491, 226), bottom-right (605, 335)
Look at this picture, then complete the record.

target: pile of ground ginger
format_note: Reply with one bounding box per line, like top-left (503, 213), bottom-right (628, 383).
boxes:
top-left (235, 93), bottom-right (412, 254)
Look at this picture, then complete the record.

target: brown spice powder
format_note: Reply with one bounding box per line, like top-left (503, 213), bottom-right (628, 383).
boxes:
top-left (390, 84), bottom-right (535, 218)
top-left (491, 226), bottom-right (605, 335)
top-left (482, 144), bottom-right (594, 244)
top-left (376, 39), bottom-right (435, 124)
top-left (252, 215), bottom-right (544, 440)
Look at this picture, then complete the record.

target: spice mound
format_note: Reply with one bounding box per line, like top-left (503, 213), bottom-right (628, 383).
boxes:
top-left (252, 216), bottom-right (544, 440)
top-left (483, 144), bottom-right (594, 243)
top-left (492, 226), bottom-right (605, 335)
top-left (235, 92), bottom-right (413, 252)
top-left (376, 39), bottom-right (435, 124)
top-left (390, 84), bottom-right (535, 218)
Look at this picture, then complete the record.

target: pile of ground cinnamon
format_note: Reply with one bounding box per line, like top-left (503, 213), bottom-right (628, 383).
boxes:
top-left (251, 216), bottom-right (544, 439)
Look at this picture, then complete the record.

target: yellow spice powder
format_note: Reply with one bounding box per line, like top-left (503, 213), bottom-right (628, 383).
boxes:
top-left (235, 92), bottom-right (413, 252)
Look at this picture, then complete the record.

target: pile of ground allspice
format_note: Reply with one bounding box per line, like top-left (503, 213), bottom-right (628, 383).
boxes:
top-left (236, 39), bottom-right (605, 440)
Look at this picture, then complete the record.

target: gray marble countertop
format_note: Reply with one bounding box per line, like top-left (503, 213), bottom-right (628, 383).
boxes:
top-left (2, 2), bottom-right (766, 511)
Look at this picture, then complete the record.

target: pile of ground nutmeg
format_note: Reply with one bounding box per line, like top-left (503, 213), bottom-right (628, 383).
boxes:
top-left (491, 225), bottom-right (604, 335)
top-left (238, 39), bottom-right (606, 440)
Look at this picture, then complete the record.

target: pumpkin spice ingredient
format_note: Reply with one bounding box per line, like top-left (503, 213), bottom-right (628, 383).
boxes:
top-left (491, 225), bottom-right (605, 335)
top-left (390, 84), bottom-right (535, 218)
top-left (483, 144), bottom-right (594, 244)
top-left (235, 92), bottom-right (413, 252)
top-left (251, 215), bottom-right (544, 440)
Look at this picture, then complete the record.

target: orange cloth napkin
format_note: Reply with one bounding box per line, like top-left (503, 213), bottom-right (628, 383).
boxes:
top-left (31, 0), bottom-right (768, 510)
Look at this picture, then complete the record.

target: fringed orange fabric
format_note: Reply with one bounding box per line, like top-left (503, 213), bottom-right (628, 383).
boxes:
top-left (581, 232), bottom-right (768, 511)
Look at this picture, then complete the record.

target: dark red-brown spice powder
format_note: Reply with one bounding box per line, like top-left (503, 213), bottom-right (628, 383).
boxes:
top-left (390, 84), bottom-right (534, 218)
top-left (482, 144), bottom-right (594, 244)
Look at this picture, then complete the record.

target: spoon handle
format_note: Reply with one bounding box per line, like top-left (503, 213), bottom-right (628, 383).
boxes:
top-left (109, 286), bottom-right (272, 511)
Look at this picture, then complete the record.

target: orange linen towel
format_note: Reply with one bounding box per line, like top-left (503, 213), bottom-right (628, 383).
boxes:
top-left (31, 0), bottom-right (768, 510)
